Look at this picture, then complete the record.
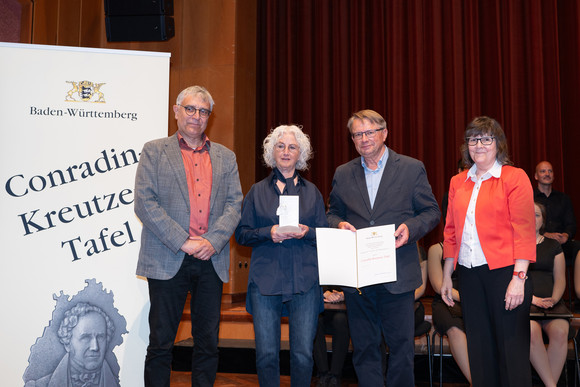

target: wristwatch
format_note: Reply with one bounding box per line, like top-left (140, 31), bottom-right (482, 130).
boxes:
top-left (513, 271), bottom-right (528, 280)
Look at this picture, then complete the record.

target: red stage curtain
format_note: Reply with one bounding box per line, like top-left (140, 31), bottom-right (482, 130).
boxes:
top-left (256, 0), bottom-right (580, 243)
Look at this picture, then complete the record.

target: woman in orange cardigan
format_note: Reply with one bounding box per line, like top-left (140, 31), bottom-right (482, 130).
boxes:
top-left (441, 116), bottom-right (536, 387)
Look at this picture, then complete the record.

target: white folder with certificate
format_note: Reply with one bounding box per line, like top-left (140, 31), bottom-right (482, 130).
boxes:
top-left (276, 195), bottom-right (301, 233)
top-left (316, 224), bottom-right (397, 288)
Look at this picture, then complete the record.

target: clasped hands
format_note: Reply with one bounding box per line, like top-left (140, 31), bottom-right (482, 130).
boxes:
top-left (271, 224), bottom-right (309, 243)
top-left (323, 290), bottom-right (345, 303)
top-left (181, 236), bottom-right (216, 261)
top-left (543, 232), bottom-right (569, 245)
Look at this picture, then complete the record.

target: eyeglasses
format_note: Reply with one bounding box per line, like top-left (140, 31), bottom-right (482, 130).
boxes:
top-left (466, 136), bottom-right (495, 146)
top-left (177, 104), bottom-right (212, 118)
top-left (351, 128), bottom-right (385, 140)
top-left (274, 143), bottom-right (300, 153)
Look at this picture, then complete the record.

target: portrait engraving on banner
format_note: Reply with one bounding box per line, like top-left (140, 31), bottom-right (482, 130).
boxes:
top-left (65, 80), bottom-right (106, 103)
top-left (23, 279), bottom-right (127, 387)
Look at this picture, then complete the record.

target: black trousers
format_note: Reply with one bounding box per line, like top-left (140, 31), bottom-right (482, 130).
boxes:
top-left (312, 309), bottom-right (350, 377)
top-left (344, 287), bottom-right (415, 387)
top-left (458, 264), bottom-right (532, 387)
top-left (145, 256), bottom-right (223, 387)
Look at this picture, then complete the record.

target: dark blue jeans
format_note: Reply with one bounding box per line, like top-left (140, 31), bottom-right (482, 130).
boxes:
top-left (145, 256), bottom-right (223, 387)
top-left (248, 282), bottom-right (320, 387)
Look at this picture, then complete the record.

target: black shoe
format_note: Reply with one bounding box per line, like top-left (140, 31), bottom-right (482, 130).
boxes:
top-left (316, 373), bottom-right (329, 387)
top-left (327, 375), bottom-right (340, 387)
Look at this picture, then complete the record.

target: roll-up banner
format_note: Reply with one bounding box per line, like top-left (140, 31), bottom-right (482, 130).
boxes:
top-left (0, 42), bottom-right (170, 387)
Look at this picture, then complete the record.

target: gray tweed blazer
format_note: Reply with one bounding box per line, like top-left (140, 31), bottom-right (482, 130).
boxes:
top-left (134, 133), bottom-right (242, 282)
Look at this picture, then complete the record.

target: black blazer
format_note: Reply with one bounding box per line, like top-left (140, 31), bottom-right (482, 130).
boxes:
top-left (327, 148), bottom-right (440, 294)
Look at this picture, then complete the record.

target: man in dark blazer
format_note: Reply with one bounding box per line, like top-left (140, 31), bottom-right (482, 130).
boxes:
top-left (327, 109), bottom-right (440, 387)
top-left (135, 86), bottom-right (242, 387)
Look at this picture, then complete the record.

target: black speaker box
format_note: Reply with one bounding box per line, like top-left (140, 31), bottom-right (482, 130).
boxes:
top-left (105, 15), bottom-right (175, 42)
top-left (104, 0), bottom-right (173, 16)
top-left (104, 0), bottom-right (174, 42)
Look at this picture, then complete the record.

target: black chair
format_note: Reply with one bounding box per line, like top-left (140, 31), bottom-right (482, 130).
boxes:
top-left (566, 262), bottom-right (575, 311)
top-left (414, 300), bottom-right (432, 387)
top-left (431, 328), bottom-right (454, 387)
top-left (572, 328), bottom-right (580, 387)
top-left (414, 319), bottom-right (433, 387)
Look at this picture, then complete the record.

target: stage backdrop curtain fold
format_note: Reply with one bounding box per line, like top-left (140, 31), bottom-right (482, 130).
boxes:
top-left (256, 0), bottom-right (580, 244)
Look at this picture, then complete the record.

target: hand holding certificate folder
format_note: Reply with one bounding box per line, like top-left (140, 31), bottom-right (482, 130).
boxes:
top-left (316, 224), bottom-right (397, 288)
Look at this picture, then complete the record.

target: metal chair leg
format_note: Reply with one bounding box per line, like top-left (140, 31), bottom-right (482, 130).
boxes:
top-left (567, 266), bottom-right (574, 311)
top-left (427, 333), bottom-right (432, 387)
top-left (431, 330), bottom-right (444, 386)
top-left (573, 335), bottom-right (580, 387)
top-left (565, 356), bottom-right (569, 387)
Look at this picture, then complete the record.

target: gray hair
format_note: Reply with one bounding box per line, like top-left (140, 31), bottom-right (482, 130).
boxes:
top-left (57, 302), bottom-right (114, 347)
top-left (347, 109), bottom-right (387, 133)
top-left (175, 86), bottom-right (215, 110)
top-left (262, 125), bottom-right (312, 171)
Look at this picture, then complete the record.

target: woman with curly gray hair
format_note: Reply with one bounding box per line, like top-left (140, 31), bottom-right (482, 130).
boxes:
top-left (236, 124), bottom-right (327, 386)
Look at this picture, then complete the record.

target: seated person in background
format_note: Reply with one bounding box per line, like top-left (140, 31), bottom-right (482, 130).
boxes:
top-left (529, 202), bottom-right (569, 387)
top-left (415, 244), bottom-right (428, 300)
top-left (533, 162), bottom-right (580, 297)
top-left (313, 287), bottom-right (350, 387)
top-left (427, 241), bottom-right (472, 385)
top-left (441, 159), bottom-right (467, 220)
top-left (414, 244), bottom-right (428, 326)
top-left (575, 257), bottom-right (580, 302)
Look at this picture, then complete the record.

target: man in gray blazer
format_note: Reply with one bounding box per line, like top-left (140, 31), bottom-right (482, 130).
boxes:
top-left (327, 109), bottom-right (440, 387)
top-left (135, 86), bottom-right (242, 387)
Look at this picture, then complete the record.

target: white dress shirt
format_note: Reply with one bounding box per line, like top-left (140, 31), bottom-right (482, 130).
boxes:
top-left (457, 160), bottom-right (503, 268)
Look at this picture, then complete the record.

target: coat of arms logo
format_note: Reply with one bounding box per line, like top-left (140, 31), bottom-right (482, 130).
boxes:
top-left (65, 80), bottom-right (106, 103)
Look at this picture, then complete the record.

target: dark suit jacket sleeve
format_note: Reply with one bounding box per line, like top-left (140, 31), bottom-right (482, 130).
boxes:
top-left (405, 162), bottom-right (442, 244)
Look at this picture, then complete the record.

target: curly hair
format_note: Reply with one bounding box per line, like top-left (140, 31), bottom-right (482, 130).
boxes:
top-left (57, 302), bottom-right (114, 347)
top-left (460, 116), bottom-right (513, 168)
top-left (262, 125), bottom-right (312, 171)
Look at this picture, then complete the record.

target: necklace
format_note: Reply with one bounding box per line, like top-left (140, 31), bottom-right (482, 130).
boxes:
top-left (536, 235), bottom-right (544, 244)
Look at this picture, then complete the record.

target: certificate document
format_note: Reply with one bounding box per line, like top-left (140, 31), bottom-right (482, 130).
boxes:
top-left (316, 224), bottom-right (397, 288)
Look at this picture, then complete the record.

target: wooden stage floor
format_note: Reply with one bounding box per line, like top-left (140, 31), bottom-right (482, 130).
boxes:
top-left (168, 296), bottom-right (580, 386)
top-left (169, 371), bottom-right (468, 387)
